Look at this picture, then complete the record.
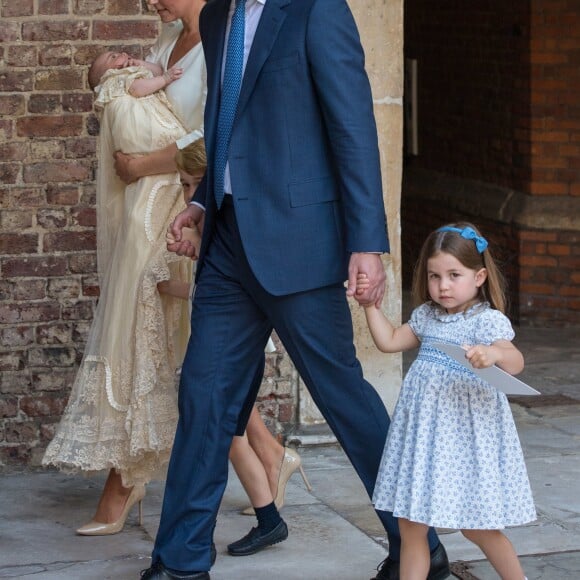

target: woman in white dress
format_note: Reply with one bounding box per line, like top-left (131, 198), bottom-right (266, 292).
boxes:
top-left (43, 0), bottom-right (208, 534)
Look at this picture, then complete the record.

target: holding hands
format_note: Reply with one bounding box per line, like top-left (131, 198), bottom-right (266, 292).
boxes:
top-left (166, 204), bottom-right (204, 259)
top-left (347, 253), bottom-right (385, 308)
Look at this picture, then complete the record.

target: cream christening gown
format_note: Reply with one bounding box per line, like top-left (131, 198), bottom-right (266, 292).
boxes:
top-left (43, 66), bottom-right (197, 486)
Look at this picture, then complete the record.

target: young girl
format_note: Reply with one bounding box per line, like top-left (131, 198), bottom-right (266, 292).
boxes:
top-left (359, 223), bottom-right (536, 580)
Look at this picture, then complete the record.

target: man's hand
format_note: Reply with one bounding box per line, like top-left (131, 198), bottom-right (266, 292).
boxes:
top-left (114, 151), bottom-right (139, 184)
top-left (166, 204), bottom-right (204, 259)
top-left (346, 253), bottom-right (386, 308)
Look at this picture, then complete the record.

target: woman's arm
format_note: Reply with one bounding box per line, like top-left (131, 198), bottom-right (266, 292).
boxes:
top-left (114, 144), bottom-right (179, 183)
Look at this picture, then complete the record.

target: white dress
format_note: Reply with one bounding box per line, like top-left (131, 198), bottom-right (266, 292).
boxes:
top-left (372, 302), bottom-right (537, 529)
top-left (43, 63), bottom-right (204, 486)
top-left (146, 21), bottom-right (207, 151)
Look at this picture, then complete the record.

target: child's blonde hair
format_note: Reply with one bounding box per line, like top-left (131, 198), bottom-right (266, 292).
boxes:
top-left (175, 138), bottom-right (207, 175)
top-left (411, 221), bottom-right (507, 313)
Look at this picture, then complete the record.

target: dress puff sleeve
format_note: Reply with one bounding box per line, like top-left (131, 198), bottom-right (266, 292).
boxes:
top-left (474, 308), bottom-right (515, 345)
top-left (407, 303), bottom-right (433, 341)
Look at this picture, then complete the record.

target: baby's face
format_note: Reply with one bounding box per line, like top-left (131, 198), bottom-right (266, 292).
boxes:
top-left (94, 51), bottom-right (132, 82)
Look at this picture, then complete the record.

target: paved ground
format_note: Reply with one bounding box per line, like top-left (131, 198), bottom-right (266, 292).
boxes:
top-left (1, 324), bottom-right (579, 579)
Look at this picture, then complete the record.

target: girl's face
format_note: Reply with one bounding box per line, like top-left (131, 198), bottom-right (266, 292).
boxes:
top-left (179, 169), bottom-right (203, 204)
top-left (427, 251), bottom-right (487, 314)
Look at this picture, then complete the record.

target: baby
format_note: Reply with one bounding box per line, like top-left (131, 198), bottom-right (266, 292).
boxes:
top-left (88, 50), bottom-right (183, 95)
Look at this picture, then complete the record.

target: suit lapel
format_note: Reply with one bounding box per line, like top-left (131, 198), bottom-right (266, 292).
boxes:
top-left (236, 0), bottom-right (290, 117)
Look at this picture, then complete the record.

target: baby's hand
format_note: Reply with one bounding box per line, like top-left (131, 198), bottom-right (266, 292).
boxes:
top-left (356, 273), bottom-right (370, 296)
top-left (464, 344), bottom-right (498, 369)
top-left (164, 65), bottom-right (184, 84)
top-left (128, 58), bottom-right (145, 67)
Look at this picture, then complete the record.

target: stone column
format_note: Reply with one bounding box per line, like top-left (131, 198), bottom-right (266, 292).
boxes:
top-left (296, 0), bottom-right (404, 438)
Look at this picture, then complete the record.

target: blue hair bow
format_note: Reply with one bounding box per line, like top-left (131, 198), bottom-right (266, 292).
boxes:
top-left (437, 226), bottom-right (488, 253)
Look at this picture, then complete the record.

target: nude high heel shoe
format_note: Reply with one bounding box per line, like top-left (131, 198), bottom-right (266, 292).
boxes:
top-left (76, 484), bottom-right (146, 536)
top-left (241, 447), bottom-right (312, 515)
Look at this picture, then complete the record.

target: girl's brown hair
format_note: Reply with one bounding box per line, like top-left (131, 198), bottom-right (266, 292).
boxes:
top-left (411, 222), bottom-right (507, 313)
top-left (175, 138), bottom-right (207, 175)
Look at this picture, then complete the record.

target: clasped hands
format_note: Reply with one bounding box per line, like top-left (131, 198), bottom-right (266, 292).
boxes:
top-left (166, 205), bottom-right (386, 308)
top-left (166, 204), bottom-right (204, 260)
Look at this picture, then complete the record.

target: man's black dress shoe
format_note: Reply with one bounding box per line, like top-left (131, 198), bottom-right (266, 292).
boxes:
top-left (140, 562), bottom-right (209, 579)
top-left (227, 520), bottom-right (288, 556)
top-left (370, 542), bottom-right (450, 580)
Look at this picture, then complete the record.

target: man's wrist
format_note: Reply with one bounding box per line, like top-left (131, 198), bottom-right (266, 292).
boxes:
top-left (189, 201), bottom-right (206, 212)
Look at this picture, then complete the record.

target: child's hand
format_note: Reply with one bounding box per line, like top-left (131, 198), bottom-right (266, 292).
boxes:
top-left (464, 344), bottom-right (498, 369)
top-left (167, 225), bottom-right (201, 259)
top-left (356, 273), bottom-right (371, 296)
top-left (164, 65), bottom-right (184, 84)
top-left (128, 58), bottom-right (145, 67)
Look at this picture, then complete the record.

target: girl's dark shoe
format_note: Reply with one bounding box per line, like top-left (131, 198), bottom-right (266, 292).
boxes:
top-left (371, 542), bottom-right (450, 580)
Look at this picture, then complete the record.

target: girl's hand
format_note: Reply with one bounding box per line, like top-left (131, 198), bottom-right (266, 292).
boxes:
top-left (464, 344), bottom-right (498, 369)
top-left (464, 340), bottom-right (524, 375)
top-left (356, 273), bottom-right (371, 295)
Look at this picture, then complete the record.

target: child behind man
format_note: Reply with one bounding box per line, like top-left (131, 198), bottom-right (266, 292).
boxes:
top-left (159, 138), bottom-right (206, 300)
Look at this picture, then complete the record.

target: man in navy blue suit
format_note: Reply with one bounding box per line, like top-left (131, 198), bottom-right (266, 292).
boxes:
top-left (141, 0), bottom-right (449, 579)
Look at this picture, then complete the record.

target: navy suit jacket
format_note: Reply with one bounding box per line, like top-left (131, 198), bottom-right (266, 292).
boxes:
top-left (195, 0), bottom-right (389, 296)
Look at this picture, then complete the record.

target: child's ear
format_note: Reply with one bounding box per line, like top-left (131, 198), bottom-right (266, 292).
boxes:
top-left (475, 268), bottom-right (487, 288)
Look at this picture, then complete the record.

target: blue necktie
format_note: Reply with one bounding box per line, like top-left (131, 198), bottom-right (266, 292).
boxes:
top-left (214, 0), bottom-right (246, 209)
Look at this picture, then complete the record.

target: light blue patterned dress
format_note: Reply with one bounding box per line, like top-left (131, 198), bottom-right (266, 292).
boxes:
top-left (372, 301), bottom-right (536, 529)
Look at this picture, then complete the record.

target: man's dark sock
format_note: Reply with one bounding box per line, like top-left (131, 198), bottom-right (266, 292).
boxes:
top-left (255, 501), bottom-right (282, 534)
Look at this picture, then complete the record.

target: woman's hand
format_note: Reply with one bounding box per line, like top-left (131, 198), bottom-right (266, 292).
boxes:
top-left (167, 204), bottom-right (205, 259)
top-left (114, 151), bottom-right (139, 184)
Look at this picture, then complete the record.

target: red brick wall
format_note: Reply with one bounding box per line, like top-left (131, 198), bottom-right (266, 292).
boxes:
top-left (403, 0), bottom-right (579, 326)
top-left (519, 230), bottom-right (580, 325)
top-left (404, 0), bottom-right (531, 191)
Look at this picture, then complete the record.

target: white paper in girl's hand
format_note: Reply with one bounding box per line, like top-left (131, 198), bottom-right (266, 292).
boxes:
top-left (433, 343), bottom-right (541, 396)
